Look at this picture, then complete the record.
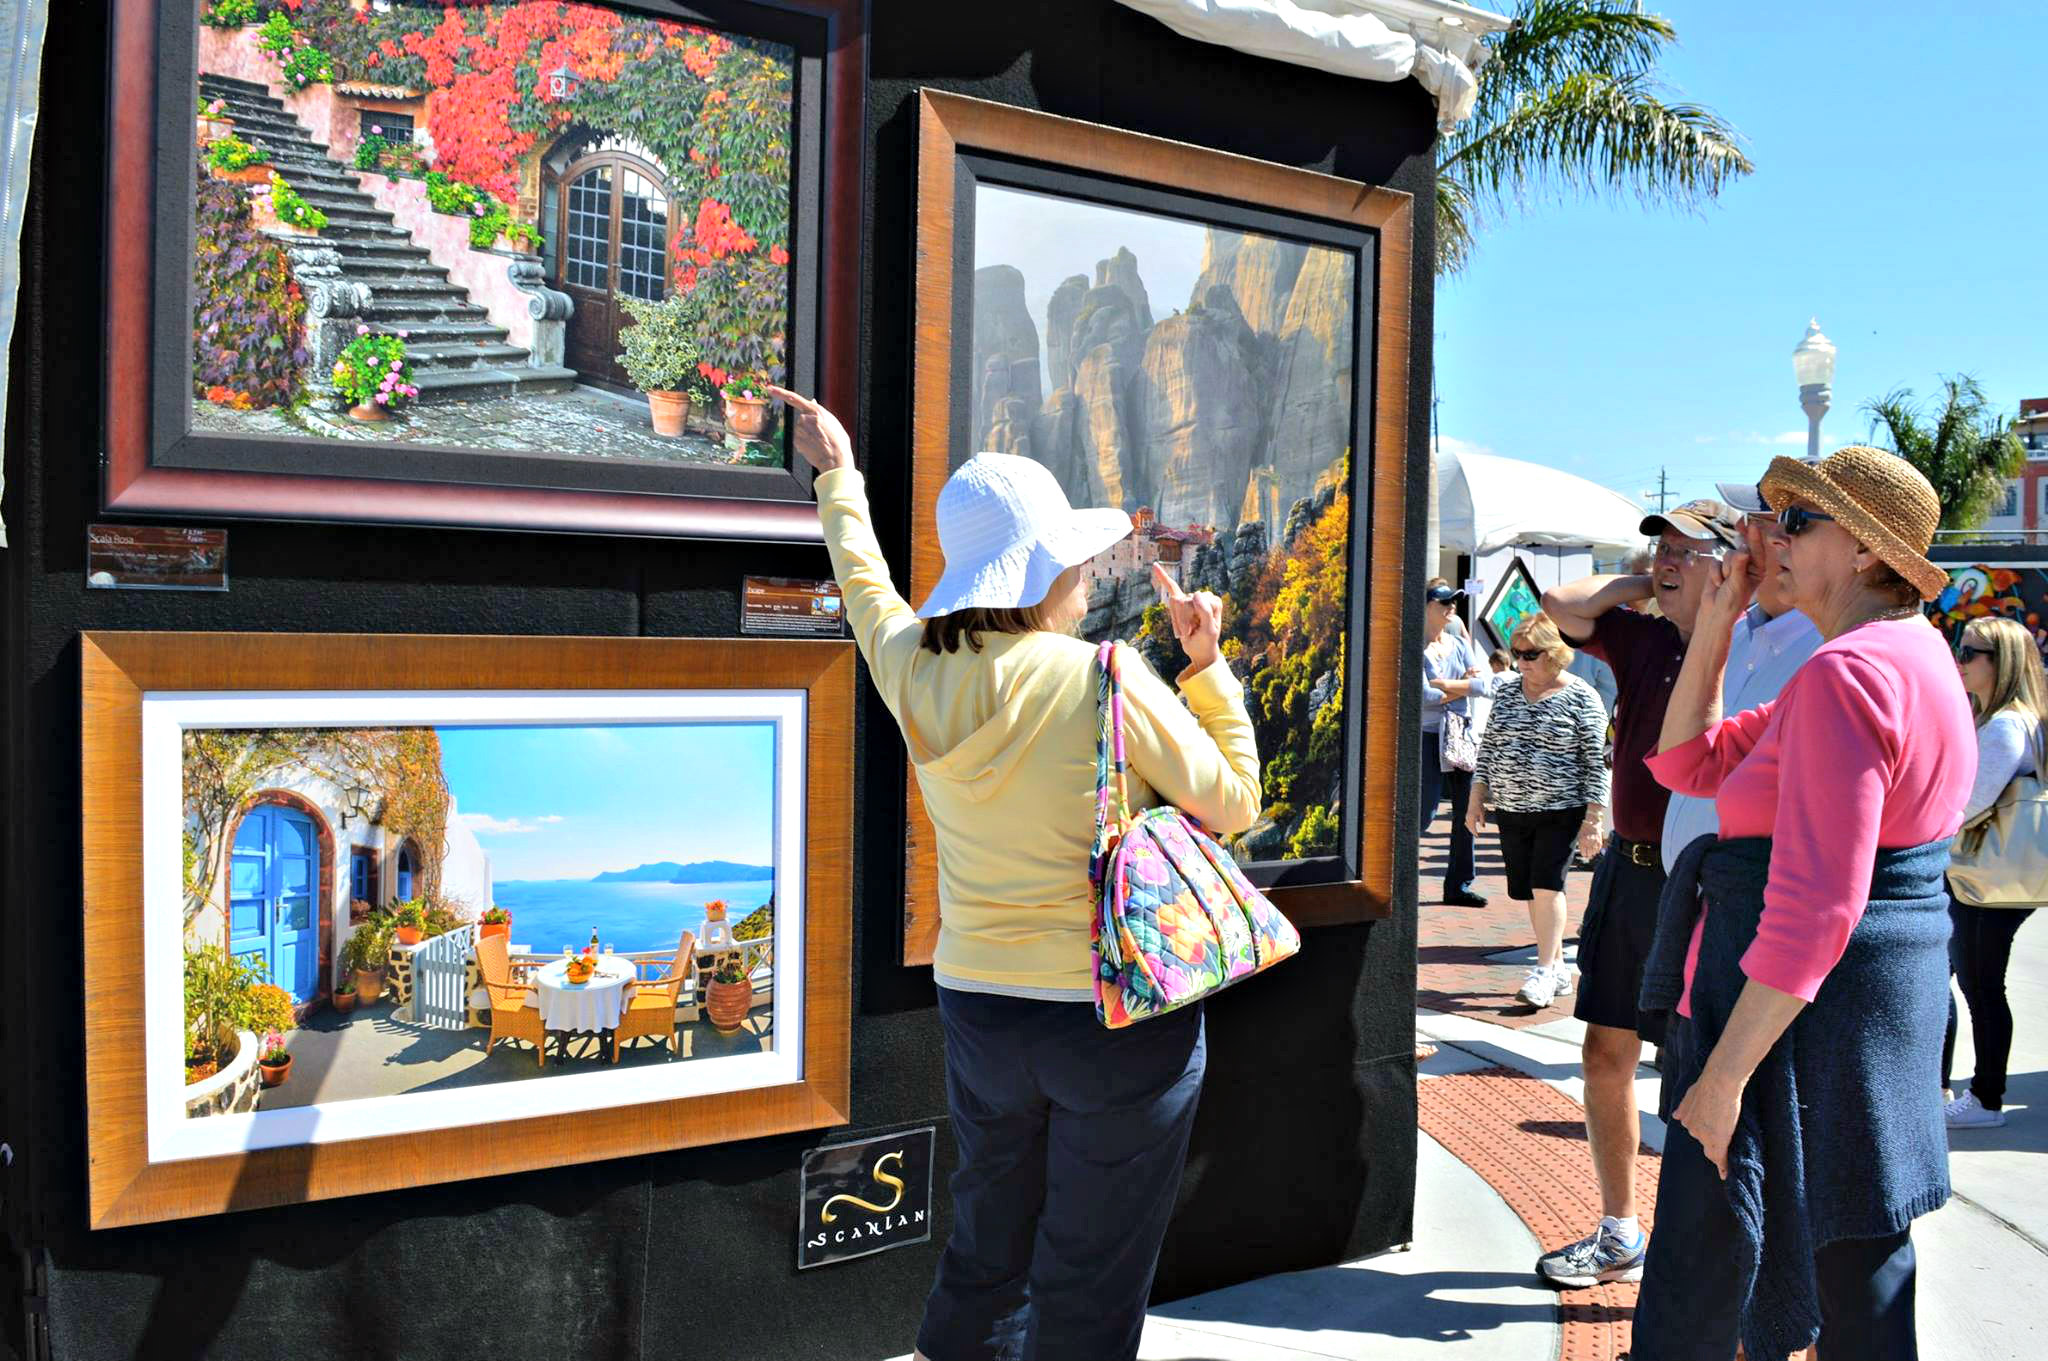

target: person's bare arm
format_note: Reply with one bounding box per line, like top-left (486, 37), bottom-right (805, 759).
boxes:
top-left (1541, 574), bottom-right (1653, 643)
top-left (1658, 550), bottom-right (1753, 754)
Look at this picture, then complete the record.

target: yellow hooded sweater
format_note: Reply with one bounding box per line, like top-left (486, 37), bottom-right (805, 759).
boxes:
top-left (818, 467), bottom-right (1263, 999)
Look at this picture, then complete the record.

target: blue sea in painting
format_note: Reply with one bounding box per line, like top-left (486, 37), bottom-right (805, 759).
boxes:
top-left (492, 879), bottom-right (773, 955)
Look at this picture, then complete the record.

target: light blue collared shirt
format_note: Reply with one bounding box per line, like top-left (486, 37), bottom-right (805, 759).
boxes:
top-left (1659, 604), bottom-right (1824, 872)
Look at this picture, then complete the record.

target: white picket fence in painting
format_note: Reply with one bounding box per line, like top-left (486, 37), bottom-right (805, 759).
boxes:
top-left (413, 923), bottom-right (475, 1030)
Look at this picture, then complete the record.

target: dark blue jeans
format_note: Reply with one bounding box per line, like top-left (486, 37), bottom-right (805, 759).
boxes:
top-left (916, 988), bottom-right (1206, 1361)
top-left (1634, 1018), bottom-right (1920, 1360)
top-left (1420, 753), bottom-right (1476, 896)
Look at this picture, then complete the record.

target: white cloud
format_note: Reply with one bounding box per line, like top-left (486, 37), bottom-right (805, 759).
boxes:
top-left (535, 814), bottom-right (565, 824)
top-left (456, 812), bottom-right (549, 836)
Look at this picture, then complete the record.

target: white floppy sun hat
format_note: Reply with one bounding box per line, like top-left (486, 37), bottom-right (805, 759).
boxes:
top-left (915, 452), bottom-right (1133, 619)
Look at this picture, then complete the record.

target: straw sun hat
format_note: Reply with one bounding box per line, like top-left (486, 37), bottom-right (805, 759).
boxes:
top-left (1759, 445), bottom-right (1947, 600)
top-left (915, 452), bottom-right (1133, 618)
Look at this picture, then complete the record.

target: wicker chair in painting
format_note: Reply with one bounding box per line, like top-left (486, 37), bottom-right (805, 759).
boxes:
top-left (613, 931), bottom-right (695, 1063)
top-left (477, 932), bottom-right (546, 1068)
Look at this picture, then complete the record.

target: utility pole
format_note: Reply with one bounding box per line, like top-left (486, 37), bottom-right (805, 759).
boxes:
top-left (1641, 468), bottom-right (1669, 513)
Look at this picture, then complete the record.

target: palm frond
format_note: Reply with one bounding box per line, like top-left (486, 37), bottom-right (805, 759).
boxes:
top-left (1475, 0), bottom-right (1677, 128)
top-left (1862, 377), bottom-right (2027, 530)
top-left (1435, 172), bottom-right (1477, 276)
top-left (1446, 70), bottom-right (1752, 215)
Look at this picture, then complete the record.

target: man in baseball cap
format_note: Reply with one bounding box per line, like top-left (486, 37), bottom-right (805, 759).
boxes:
top-left (1525, 493), bottom-right (1745, 1290)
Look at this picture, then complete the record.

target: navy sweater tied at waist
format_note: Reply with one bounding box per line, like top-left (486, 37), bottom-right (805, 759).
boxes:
top-left (1638, 833), bottom-right (1953, 1361)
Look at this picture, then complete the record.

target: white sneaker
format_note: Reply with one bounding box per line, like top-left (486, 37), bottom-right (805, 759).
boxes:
top-left (1516, 966), bottom-right (1559, 1008)
top-left (1945, 1091), bottom-right (2006, 1129)
top-left (1549, 964), bottom-right (1576, 998)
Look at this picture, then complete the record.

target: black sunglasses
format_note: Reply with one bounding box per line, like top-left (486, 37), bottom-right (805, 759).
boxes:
top-left (1777, 506), bottom-right (1836, 536)
top-left (1510, 647), bottom-right (1546, 662)
top-left (1957, 643), bottom-right (1994, 664)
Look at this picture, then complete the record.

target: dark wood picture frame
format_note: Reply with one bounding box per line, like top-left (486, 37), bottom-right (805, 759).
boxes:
top-left (1478, 555), bottom-right (1544, 652)
top-left (104, 0), bottom-right (867, 541)
top-left (82, 631), bottom-right (854, 1229)
top-left (903, 92), bottom-right (1412, 961)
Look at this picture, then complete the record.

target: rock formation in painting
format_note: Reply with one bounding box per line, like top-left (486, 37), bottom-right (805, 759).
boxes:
top-left (974, 227), bottom-right (1352, 536)
top-left (971, 265), bottom-right (1041, 457)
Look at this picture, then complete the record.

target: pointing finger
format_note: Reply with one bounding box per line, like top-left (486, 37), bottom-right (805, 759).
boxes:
top-left (1151, 562), bottom-right (1189, 601)
top-left (764, 385), bottom-right (814, 412)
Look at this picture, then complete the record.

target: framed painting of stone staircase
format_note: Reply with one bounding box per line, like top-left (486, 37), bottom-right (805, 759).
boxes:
top-left (901, 92), bottom-right (1415, 961)
top-left (103, 0), bottom-right (865, 541)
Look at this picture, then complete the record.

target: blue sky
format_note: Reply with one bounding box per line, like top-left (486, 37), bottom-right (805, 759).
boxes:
top-left (1436, 1), bottom-right (2048, 513)
top-left (435, 723), bottom-right (777, 882)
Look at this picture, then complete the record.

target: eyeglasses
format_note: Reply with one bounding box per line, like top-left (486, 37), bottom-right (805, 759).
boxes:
top-left (1652, 541), bottom-right (1726, 566)
top-left (1956, 643), bottom-right (1994, 664)
top-left (1510, 648), bottom-right (1546, 662)
top-left (1777, 506), bottom-right (1836, 536)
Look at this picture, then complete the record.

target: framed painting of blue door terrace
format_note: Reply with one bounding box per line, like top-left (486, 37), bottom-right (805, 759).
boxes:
top-left (902, 93), bottom-right (1416, 959)
top-left (81, 632), bottom-right (854, 1228)
top-left (103, 0), bottom-right (865, 540)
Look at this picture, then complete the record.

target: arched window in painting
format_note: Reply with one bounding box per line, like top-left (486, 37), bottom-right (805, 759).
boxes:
top-left (396, 842), bottom-right (417, 902)
top-left (618, 168), bottom-right (668, 302)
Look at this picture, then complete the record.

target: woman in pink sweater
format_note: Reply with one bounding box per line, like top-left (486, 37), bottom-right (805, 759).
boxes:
top-left (1629, 448), bottom-right (1974, 1360)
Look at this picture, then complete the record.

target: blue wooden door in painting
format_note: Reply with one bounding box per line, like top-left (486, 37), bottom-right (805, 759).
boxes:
top-left (228, 805), bottom-right (319, 1004)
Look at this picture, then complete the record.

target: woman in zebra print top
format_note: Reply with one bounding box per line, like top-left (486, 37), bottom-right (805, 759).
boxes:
top-left (1468, 613), bottom-right (1610, 1007)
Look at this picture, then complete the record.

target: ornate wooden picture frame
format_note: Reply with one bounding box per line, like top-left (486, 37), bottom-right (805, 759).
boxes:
top-left (82, 631), bottom-right (853, 1228)
top-left (104, 0), bottom-right (865, 540)
top-left (903, 92), bottom-right (1413, 961)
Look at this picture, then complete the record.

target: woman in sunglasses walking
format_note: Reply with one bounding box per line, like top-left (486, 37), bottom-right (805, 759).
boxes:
top-left (1466, 612), bottom-right (1610, 1008)
top-left (1631, 447), bottom-right (1974, 1360)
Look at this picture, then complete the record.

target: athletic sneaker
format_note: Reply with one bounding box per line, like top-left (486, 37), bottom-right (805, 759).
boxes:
top-left (1536, 1217), bottom-right (1648, 1289)
top-left (1549, 964), bottom-right (1576, 999)
top-left (1945, 1091), bottom-right (2007, 1129)
top-left (1516, 966), bottom-right (1559, 1008)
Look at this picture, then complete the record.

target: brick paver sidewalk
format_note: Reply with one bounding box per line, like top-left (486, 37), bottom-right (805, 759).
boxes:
top-left (1416, 814), bottom-right (1600, 1029)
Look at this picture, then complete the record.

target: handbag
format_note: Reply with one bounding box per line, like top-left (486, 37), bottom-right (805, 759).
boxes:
top-left (1088, 641), bottom-right (1301, 1028)
top-left (1949, 725), bottom-right (2048, 908)
top-left (1439, 709), bottom-right (1478, 773)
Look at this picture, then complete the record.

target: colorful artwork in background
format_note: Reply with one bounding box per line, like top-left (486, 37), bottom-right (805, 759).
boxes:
top-left (189, 0), bottom-right (792, 464)
top-left (1481, 558), bottom-right (1544, 652)
top-left (969, 184), bottom-right (1358, 862)
top-left (1928, 565), bottom-right (2048, 661)
top-left (178, 720), bottom-right (779, 1122)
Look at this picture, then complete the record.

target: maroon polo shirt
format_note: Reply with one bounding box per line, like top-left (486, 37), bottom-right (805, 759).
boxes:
top-left (1573, 606), bottom-right (1688, 845)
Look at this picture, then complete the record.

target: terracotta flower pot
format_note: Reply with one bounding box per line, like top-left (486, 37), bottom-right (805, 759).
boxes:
top-left (259, 1054), bottom-right (292, 1088)
top-left (355, 968), bottom-right (386, 1005)
top-left (722, 393), bottom-right (774, 440)
top-left (196, 115), bottom-right (233, 146)
top-left (349, 401), bottom-right (392, 422)
top-left (645, 389), bottom-right (692, 438)
top-left (395, 924), bottom-right (423, 945)
top-left (332, 988), bottom-right (358, 1016)
top-left (480, 918), bottom-right (510, 940)
top-left (705, 977), bottom-right (752, 1034)
top-left (209, 161), bottom-right (272, 185)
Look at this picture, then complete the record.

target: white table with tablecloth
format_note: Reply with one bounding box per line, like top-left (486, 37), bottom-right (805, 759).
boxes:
top-left (530, 954), bottom-right (635, 1034)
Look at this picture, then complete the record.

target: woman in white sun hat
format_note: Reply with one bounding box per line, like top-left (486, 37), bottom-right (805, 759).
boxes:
top-left (769, 386), bottom-right (1261, 1361)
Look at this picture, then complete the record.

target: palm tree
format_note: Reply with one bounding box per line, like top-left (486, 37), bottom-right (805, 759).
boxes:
top-left (1437, 1), bottom-right (1755, 275)
top-left (1861, 377), bottom-right (2025, 531)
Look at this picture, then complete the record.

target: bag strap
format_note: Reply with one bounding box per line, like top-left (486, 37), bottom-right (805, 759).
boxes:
top-left (1090, 641), bottom-right (1132, 895)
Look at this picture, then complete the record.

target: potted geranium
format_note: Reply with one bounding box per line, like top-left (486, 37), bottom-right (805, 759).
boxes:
top-left (721, 371), bottom-right (777, 441)
top-left (331, 327), bottom-right (420, 421)
top-left (257, 1031), bottom-right (292, 1087)
top-left (502, 221), bottom-right (543, 254)
top-left (617, 294), bottom-right (704, 438)
top-left (704, 955), bottom-right (752, 1034)
top-left (479, 905), bottom-right (512, 941)
top-left (333, 972), bottom-right (359, 1015)
top-left (196, 96), bottom-right (232, 146)
top-left (394, 899), bottom-right (427, 946)
top-left (204, 134), bottom-right (270, 185)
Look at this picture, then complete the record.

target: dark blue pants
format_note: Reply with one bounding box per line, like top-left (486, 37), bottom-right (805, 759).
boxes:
top-left (916, 988), bottom-right (1206, 1361)
top-left (1634, 1019), bottom-right (1920, 1360)
top-left (1420, 755), bottom-right (1476, 896)
top-left (1941, 890), bottom-right (2035, 1108)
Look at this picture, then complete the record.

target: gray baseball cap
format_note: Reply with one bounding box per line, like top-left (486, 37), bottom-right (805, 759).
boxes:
top-left (1639, 498), bottom-right (1745, 549)
top-left (1719, 452), bottom-right (1825, 514)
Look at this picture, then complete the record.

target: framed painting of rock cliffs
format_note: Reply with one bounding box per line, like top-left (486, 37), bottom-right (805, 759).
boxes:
top-left (103, 0), bottom-right (865, 540)
top-left (80, 632), bottom-right (854, 1227)
top-left (904, 92), bottom-right (1414, 960)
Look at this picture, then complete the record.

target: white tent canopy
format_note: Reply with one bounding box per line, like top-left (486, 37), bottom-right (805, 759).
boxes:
top-left (1437, 447), bottom-right (1648, 556)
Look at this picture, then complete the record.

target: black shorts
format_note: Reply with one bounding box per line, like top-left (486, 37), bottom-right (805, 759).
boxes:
top-left (1493, 806), bottom-right (1584, 900)
top-left (1572, 839), bottom-right (1669, 1044)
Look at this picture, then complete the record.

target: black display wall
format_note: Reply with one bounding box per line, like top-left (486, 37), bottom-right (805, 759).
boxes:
top-left (0, 3), bottom-right (1437, 1356)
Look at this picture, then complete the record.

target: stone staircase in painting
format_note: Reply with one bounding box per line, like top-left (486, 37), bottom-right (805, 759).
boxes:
top-left (200, 74), bottom-right (575, 404)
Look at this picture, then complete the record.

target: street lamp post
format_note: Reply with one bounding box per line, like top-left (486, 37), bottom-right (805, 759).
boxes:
top-left (1792, 318), bottom-right (1837, 460)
